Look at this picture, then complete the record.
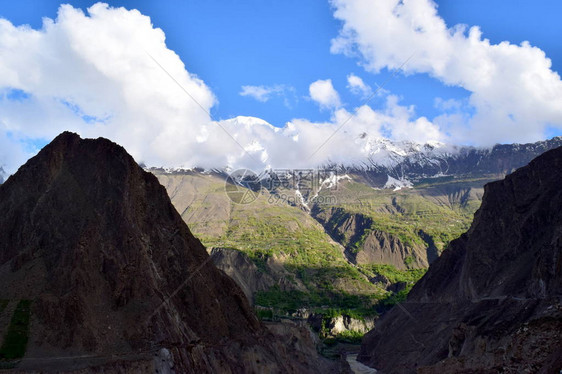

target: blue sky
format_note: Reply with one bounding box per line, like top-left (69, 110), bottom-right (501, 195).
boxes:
top-left (2, 0), bottom-right (560, 127)
top-left (0, 1), bottom-right (562, 171)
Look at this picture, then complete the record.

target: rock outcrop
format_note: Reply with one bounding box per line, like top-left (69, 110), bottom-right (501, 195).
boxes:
top-left (355, 229), bottom-right (427, 268)
top-left (0, 132), bottom-right (334, 373)
top-left (358, 146), bottom-right (562, 373)
top-left (209, 247), bottom-right (276, 304)
top-left (312, 207), bottom-right (429, 269)
top-left (209, 247), bottom-right (306, 304)
top-left (306, 314), bottom-right (376, 336)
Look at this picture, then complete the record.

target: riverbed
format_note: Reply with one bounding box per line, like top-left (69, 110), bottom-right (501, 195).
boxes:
top-left (346, 354), bottom-right (377, 374)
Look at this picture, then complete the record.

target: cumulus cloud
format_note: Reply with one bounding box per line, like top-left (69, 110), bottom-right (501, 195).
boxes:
top-left (239, 84), bottom-right (297, 109)
top-left (330, 0), bottom-right (562, 145)
top-left (0, 2), bottom-right (455, 175)
top-left (240, 85), bottom-right (276, 102)
top-left (0, 2), bottom-right (372, 174)
top-left (0, 3), bottom-right (215, 171)
top-left (381, 95), bottom-right (443, 142)
top-left (347, 73), bottom-right (372, 98)
top-left (276, 95), bottom-right (441, 167)
top-left (309, 79), bottom-right (342, 110)
top-left (239, 84), bottom-right (284, 102)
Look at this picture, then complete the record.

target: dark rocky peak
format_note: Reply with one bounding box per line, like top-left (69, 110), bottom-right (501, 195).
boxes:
top-left (412, 145), bottom-right (562, 302)
top-left (0, 132), bottom-right (332, 373)
top-left (358, 146), bottom-right (562, 373)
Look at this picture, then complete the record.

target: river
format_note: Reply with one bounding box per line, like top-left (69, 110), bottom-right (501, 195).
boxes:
top-left (346, 354), bottom-right (378, 373)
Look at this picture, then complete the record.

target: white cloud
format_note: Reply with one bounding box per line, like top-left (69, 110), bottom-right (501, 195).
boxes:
top-left (347, 73), bottom-right (372, 98)
top-left (0, 130), bottom-right (28, 175)
top-left (434, 97), bottom-right (463, 112)
top-left (309, 79), bottom-right (342, 110)
top-left (0, 2), bottom-right (447, 175)
top-left (240, 85), bottom-right (274, 102)
top-left (239, 84), bottom-right (296, 109)
top-left (330, 0), bottom-right (562, 145)
top-left (381, 95), bottom-right (442, 143)
top-left (0, 3), bottom-right (220, 170)
top-left (239, 85), bottom-right (282, 102)
top-left (277, 95), bottom-right (442, 167)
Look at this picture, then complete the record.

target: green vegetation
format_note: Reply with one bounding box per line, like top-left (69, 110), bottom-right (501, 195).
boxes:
top-left (254, 285), bottom-right (379, 317)
top-left (158, 172), bottom-right (484, 321)
top-left (317, 181), bottom-right (479, 254)
top-left (320, 308), bottom-right (367, 321)
top-left (378, 288), bottom-right (410, 309)
top-left (0, 300), bottom-right (32, 360)
top-left (403, 255), bottom-right (415, 267)
top-left (349, 227), bottom-right (372, 253)
top-left (0, 300), bottom-right (8, 313)
top-left (359, 264), bottom-right (426, 310)
top-left (333, 330), bottom-right (364, 344)
top-left (254, 269), bottom-right (419, 317)
top-left (255, 308), bottom-right (275, 320)
top-left (360, 264), bottom-right (427, 284)
top-left (245, 250), bottom-right (270, 273)
top-left (214, 214), bottom-right (350, 268)
top-left (201, 200), bottom-right (381, 311)
top-left (197, 180), bottom-right (472, 317)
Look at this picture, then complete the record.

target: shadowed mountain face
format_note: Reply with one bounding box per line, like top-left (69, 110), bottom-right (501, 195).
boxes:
top-left (358, 146), bottom-right (562, 373)
top-left (0, 132), bottom-right (332, 373)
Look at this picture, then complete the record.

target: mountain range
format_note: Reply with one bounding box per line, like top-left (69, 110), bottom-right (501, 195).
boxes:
top-left (1, 133), bottom-right (561, 372)
top-left (359, 143), bottom-right (562, 373)
top-left (349, 136), bottom-right (562, 186)
top-left (147, 137), bottom-right (562, 321)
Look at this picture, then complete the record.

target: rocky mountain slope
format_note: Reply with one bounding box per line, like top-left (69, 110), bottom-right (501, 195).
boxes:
top-left (154, 169), bottom-right (427, 318)
top-left (351, 136), bottom-right (562, 187)
top-left (144, 137), bottom-right (562, 339)
top-left (358, 146), bottom-right (562, 373)
top-left (209, 247), bottom-right (307, 304)
top-left (311, 206), bottom-right (432, 269)
top-left (0, 132), bottom-right (336, 373)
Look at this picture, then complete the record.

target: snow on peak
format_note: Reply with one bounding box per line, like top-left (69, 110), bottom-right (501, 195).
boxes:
top-left (355, 135), bottom-right (450, 169)
top-left (384, 175), bottom-right (413, 191)
top-left (222, 116), bottom-right (278, 131)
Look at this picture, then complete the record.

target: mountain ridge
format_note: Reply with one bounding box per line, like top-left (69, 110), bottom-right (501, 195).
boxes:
top-left (0, 131), bottom-right (335, 373)
top-left (142, 136), bottom-right (562, 190)
top-left (358, 145), bottom-right (562, 373)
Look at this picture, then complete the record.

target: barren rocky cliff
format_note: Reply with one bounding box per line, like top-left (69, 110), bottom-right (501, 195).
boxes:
top-left (358, 146), bottom-right (562, 373)
top-left (312, 207), bottom-right (432, 269)
top-left (0, 132), bottom-right (335, 373)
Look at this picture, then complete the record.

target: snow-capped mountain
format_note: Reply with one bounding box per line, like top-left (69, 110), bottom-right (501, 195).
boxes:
top-left (360, 137), bottom-right (449, 168)
top-left (138, 115), bottom-right (562, 187)
top-left (148, 135), bottom-right (562, 190)
top-left (344, 136), bottom-right (562, 188)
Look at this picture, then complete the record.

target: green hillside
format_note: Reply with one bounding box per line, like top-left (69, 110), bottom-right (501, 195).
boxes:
top-left (155, 171), bottom-right (487, 320)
